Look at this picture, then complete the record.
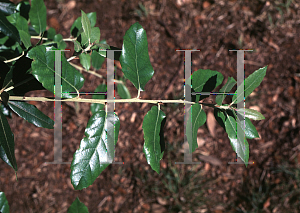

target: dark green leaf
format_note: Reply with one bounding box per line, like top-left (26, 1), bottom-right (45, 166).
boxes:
top-left (214, 108), bottom-right (249, 165)
top-left (8, 101), bottom-right (54, 129)
top-left (120, 22), bottom-right (154, 93)
top-left (0, 191), bottom-right (10, 213)
top-left (0, 1), bottom-right (16, 16)
top-left (232, 66), bottom-right (267, 104)
top-left (0, 104), bottom-right (11, 118)
top-left (190, 69), bottom-right (224, 102)
top-left (0, 12), bottom-right (20, 43)
top-left (67, 197), bottom-right (89, 213)
top-left (16, 1), bottom-right (31, 20)
top-left (70, 110), bottom-right (120, 190)
top-left (27, 46), bottom-right (85, 98)
top-left (186, 103), bottom-right (206, 153)
top-left (215, 77), bottom-right (236, 105)
top-left (28, 0), bottom-right (46, 35)
top-left (0, 110), bottom-right (17, 171)
top-left (142, 106), bottom-right (166, 173)
top-left (90, 84), bottom-right (106, 114)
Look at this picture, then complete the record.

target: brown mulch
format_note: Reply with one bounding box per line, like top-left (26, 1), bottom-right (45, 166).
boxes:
top-left (1, 0), bottom-right (300, 212)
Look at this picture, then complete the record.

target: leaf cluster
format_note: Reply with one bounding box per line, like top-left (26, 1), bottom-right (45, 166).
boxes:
top-left (0, 0), bottom-right (267, 211)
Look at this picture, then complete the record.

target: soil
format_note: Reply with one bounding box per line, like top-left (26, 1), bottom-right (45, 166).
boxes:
top-left (1, 0), bottom-right (300, 212)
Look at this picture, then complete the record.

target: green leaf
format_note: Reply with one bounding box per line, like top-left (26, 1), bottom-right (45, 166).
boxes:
top-left (28, 0), bottom-right (46, 35)
top-left (81, 10), bottom-right (91, 43)
top-left (70, 16), bottom-right (82, 38)
top-left (225, 112), bottom-right (249, 165)
top-left (16, 1), bottom-right (31, 21)
top-left (90, 83), bottom-right (106, 115)
top-left (67, 197), bottom-right (89, 213)
top-left (0, 191), bottom-right (10, 213)
top-left (215, 77), bottom-right (236, 105)
top-left (190, 69), bottom-right (224, 102)
top-left (70, 110), bottom-right (120, 190)
top-left (0, 1), bottom-right (16, 16)
top-left (0, 110), bottom-right (17, 171)
top-left (232, 66), bottom-right (267, 104)
top-left (18, 30), bottom-right (31, 49)
top-left (214, 108), bottom-right (249, 165)
top-left (0, 12), bottom-right (20, 44)
top-left (91, 50), bottom-right (105, 70)
top-left (236, 108), bottom-right (265, 120)
top-left (117, 82), bottom-right (131, 99)
top-left (142, 106), bottom-right (166, 174)
top-left (120, 22), bottom-right (154, 93)
top-left (80, 31), bottom-right (89, 48)
top-left (186, 103), bottom-right (207, 153)
top-left (47, 27), bottom-right (56, 40)
top-left (79, 53), bottom-right (91, 71)
top-left (27, 46), bottom-right (85, 98)
top-left (8, 101), bottom-right (54, 129)
top-left (86, 12), bottom-right (96, 28)
top-left (90, 27), bottom-right (100, 44)
top-left (74, 40), bottom-right (81, 52)
top-left (70, 12), bottom-right (96, 38)
top-left (53, 34), bottom-right (67, 49)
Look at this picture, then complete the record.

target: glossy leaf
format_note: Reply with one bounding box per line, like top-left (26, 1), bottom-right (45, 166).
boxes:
top-left (67, 197), bottom-right (89, 213)
top-left (214, 108), bottom-right (249, 165)
top-left (27, 46), bottom-right (85, 98)
top-left (91, 50), bottom-right (105, 70)
top-left (232, 66), bottom-right (267, 104)
top-left (0, 104), bottom-right (11, 118)
top-left (8, 101), bottom-right (54, 129)
top-left (0, 110), bottom-right (17, 171)
top-left (90, 84), bottom-right (106, 115)
top-left (0, 12), bottom-right (20, 44)
top-left (28, 0), bottom-right (46, 35)
top-left (190, 69), bottom-right (224, 102)
top-left (70, 110), bottom-right (120, 190)
top-left (215, 77), bottom-right (236, 105)
top-left (0, 191), bottom-right (9, 213)
top-left (236, 108), bottom-right (265, 120)
top-left (142, 106), bottom-right (166, 173)
top-left (120, 22), bottom-right (154, 93)
top-left (225, 112), bottom-right (249, 165)
top-left (186, 103), bottom-right (206, 153)
top-left (81, 10), bottom-right (91, 43)
top-left (79, 52), bottom-right (91, 71)
top-left (117, 82), bottom-right (131, 99)
top-left (0, 1), bottom-right (16, 16)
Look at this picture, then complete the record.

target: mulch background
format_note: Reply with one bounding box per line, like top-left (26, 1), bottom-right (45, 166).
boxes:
top-left (0, 0), bottom-right (300, 212)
